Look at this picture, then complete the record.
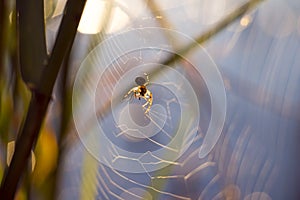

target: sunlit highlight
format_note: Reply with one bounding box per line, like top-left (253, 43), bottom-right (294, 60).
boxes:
top-left (78, 0), bottom-right (107, 34)
top-left (52, 0), bottom-right (67, 18)
top-left (240, 15), bottom-right (252, 27)
top-left (7, 141), bottom-right (36, 172)
top-left (106, 7), bottom-right (130, 34)
top-left (9, 12), bottom-right (13, 24)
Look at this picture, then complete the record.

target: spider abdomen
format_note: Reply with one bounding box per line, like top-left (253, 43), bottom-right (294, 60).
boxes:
top-left (139, 86), bottom-right (147, 96)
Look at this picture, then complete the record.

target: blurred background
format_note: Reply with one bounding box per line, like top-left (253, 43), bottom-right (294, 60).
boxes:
top-left (1, 0), bottom-right (300, 199)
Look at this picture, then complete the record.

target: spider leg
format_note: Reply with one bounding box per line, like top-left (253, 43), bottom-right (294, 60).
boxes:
top-left (142, 100), bottom-right (149, 107)
top-left (144, 92), bottom-right (152, 114)
top-left (144, 73), bottom-right (150, 86)
top-left (123, 87), bottom-right (135, 100)
top-left (144, 100), bottom-right (151, 113)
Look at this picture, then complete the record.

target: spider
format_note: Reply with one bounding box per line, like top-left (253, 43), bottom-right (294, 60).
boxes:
top-left (123, 73), bottom-right (153, 113)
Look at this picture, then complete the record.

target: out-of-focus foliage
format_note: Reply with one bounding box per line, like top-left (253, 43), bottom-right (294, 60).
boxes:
top-left (32, 125), bottom-right (58, 186)
top-left (14, 187), bottom-right (27, 200)
top-left (0, 0), bottom-right (31, 152)
top-left (0, 86), bottom-right (13, 143)
top-left (6, 141), bottom-right (36, 172)
top-left (0, 0), bottom-right (54, 198)
top-left (44, 0), bottom-right (56, 20)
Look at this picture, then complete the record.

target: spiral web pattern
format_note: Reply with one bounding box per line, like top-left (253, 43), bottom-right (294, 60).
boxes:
top-left (72, 28), bottom-right (226, 175)
top-left (58, 1), bottom-right (300, 199)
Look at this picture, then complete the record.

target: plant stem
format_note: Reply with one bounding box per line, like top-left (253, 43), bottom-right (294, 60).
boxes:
top-left (0, 0), bottom-right (87, 199)
top-left (39, 0), bottom-right (87, 96)
top-left (0, 92), bottom-right (50, 199)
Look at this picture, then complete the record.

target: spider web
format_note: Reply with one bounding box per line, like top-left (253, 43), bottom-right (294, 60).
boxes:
top-left (58, 0), bottom-right (300, 199)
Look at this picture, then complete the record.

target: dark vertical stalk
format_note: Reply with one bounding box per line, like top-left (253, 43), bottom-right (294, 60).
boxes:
top-left (17, 0), bottom-right (47, 87)
top-left (0, 92), bottom-right (50, 199)
top-left (0, 0), bottom-right (8, 73)
top-left (0, 0), bottom-right (4, 74)
top-left (0, 0), bottom-right (87, 199)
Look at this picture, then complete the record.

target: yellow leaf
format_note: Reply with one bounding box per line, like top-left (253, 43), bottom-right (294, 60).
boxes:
top-left (14, 187), bottom-right (27, 200)
top-left (32, 126), bottom-right (58, 185)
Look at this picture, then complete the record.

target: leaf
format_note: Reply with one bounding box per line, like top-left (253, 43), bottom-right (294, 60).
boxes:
top-left (32, 126), bottom-right (58, 186)
top-left (17, 0), bottom-right (48, 88)
top-left (0, 86), bottom-right (13, 142)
